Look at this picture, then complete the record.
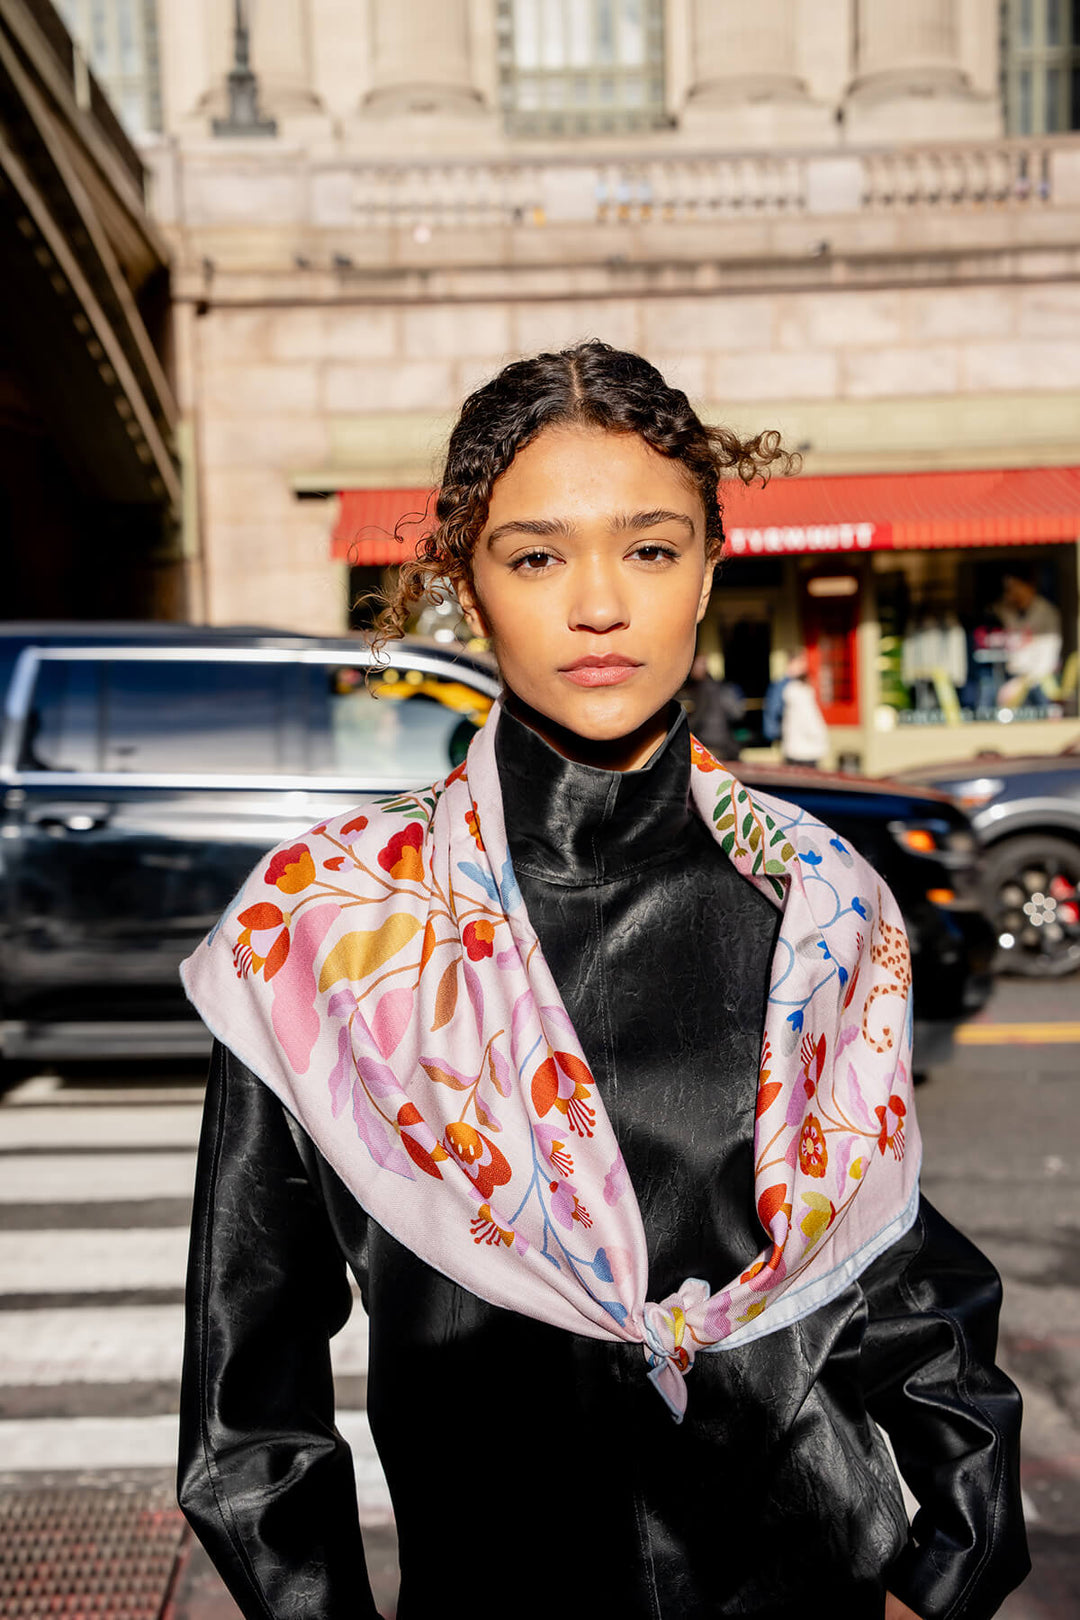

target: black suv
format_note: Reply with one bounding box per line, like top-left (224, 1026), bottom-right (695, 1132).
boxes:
top-left (0, 624), bottom-right (992, 1075)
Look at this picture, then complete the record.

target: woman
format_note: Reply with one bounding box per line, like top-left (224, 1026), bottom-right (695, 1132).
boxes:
top-left (178, 342), bottom-right (1028, 1620)
top-left (780, 649), bottom-right (830, 769)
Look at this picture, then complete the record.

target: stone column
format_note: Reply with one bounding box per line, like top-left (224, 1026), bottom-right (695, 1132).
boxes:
top-left (681, 0), bottom-right (833, 146)
top-left (853, 0), bottom-right (964, 94)
top-left (845, 0), bottom-right (996, 140)
top-left (685, 0), bottom-right (804, 108)
top-left (253, 0), bottom-right (323, 117)
top-left (363, 0), bottom-right (483, 115)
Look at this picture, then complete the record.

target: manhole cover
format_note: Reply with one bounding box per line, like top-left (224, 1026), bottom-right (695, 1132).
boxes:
top-left (0, 1484), bottom-right (185, 1618)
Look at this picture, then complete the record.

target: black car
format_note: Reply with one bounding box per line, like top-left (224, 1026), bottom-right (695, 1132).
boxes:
top-left (0, 624), bottom-right (991, 1076)
top-left (898, 743), bottom-right (1080, 977)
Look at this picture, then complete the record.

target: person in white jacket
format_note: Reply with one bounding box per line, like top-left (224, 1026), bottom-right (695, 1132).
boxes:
top-left (780, 650), bottom-right (829, 767)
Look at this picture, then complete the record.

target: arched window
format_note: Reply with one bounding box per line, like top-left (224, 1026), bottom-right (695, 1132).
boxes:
top-left (1002, 0), bottom-right (1080, 133)
top-left (54, 0), bottom-right (162, 140)
top-left (497, 0), bottom-right (667, 136)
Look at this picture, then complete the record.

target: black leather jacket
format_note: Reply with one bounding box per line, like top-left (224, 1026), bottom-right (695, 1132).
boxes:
top-left (179, 708), bottom-right (1028, 1619)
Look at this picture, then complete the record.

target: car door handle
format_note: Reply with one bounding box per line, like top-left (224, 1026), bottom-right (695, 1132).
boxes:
top-left (27, 804), bottom-right (112, 834)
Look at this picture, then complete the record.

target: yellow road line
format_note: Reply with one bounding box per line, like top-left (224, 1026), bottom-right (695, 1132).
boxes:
top-left (955, 1022), bottom-right (1080, 1046)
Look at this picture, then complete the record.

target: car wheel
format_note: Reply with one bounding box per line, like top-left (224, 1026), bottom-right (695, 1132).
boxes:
top-left (982, 834), bottom-right (1080, 978)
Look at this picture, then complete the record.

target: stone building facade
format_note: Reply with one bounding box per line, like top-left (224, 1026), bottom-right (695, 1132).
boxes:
top-left (95, 0), bottom-right (1080, 768)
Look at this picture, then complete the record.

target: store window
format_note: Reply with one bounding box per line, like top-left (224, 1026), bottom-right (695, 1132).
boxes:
top-left (55, 0), bottom-right (162, 139)
top-left (497, 0), bottom-right (667, 136)
top-left (874, 546), bottom-right (1078, 727)
top-left (1001, 0), bottom-right (1080, 134)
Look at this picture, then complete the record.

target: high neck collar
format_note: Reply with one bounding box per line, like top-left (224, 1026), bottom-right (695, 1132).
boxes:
top-left (494, 702), bottom-right (694, 886)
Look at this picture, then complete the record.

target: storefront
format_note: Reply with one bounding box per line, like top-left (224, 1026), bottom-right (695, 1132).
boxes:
top-left (332, 466), bottom-right (1080, 775)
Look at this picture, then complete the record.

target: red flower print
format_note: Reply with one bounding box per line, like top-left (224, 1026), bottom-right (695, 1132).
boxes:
top-left (463, 919), bottom-right (495, 960)
top-left (875, 1094), bottom-right (907, 1160)
top-left (443, 1121), bottom-right (512, 1200)
top-left (465, 805), bottom-right (484, 850)
top-left (233, 902), bottom-right (289, 981)
top-left (396, 1101), bottom-right (447, 1179)
top-left (445, 761), bottom-right (468, 787)
top-left (799, 1032), bottom-right (827, 1099)
top-left (341, 814), bottom-right (368, 837)
top-left (266, 843), bottom-right (315, 894)
top-left (377, 821), bottom-right (424, 882)
top-left (798, 1113), bottom-right (828, 1179)
top-left (690, 735), bottom-right (722, 772)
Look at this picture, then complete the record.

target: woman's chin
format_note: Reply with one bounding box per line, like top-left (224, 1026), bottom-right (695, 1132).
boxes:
top-left (503, 686), bottom-right (677, 766)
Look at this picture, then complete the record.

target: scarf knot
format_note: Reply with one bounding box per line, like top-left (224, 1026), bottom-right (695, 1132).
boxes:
top-left (642, 1280), bottom-right (713, 1423)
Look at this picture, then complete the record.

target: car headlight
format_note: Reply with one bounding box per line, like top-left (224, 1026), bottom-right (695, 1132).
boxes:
top-left (954, 777), bottom-right (1004, 809)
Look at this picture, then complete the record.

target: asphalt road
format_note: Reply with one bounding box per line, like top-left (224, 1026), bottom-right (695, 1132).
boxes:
top-left (0, 973), bottom-right (1076, 1619)
top-left (912, 976), bottom-right (1080, 1620)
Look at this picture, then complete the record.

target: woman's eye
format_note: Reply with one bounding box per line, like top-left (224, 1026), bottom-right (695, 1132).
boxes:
top-left (510, 550), bottom-right (559, 573)
top-left (632, 544), bottom-right (678, 563)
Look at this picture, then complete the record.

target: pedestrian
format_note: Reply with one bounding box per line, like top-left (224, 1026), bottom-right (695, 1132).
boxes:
top-left (780, 648), bottom-right (829, 768)
top-left (178, 341), bottom-right (1028, 1620)
top-left (679, 652), bottom-right (745, 759)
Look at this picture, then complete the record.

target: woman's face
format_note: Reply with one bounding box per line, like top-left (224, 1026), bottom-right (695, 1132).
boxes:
top-left (459, 425), bottom-right (713, 770)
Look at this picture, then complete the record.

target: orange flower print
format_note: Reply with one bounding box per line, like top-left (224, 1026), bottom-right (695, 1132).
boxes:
top-left (341, 814), bottom-right (368, 838)
top-left (266, 843), bottom-right (315, 894)
top-left (463, 919), bottom-right (495, 961)
top-left (470, 1203), bottom-right (515, 1247)
top-left (377, 821), bottom-right (424, 882)
top-left (465, 805), bottom-right (484, 850)
top-left (690, 735), bottom-right (722, 772)
top-left (396, 1101), bottom-right (448, 1179)
top-left (798, 1113), bottom-right (828, 1179)
top-left (443, 1121), bottom-right (512, 1199)
top-left (233, 902), bottom-right (289, 981)
top-left (445, 761), bottom-right (468, 787)
top-left (875, 1094), bottom-right (907, 1160)
top-left (530, 1051), bottom-right (597, 1138)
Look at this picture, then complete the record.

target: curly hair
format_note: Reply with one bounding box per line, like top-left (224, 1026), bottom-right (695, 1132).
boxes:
top-left (367, 340), bottom-right (797, 650)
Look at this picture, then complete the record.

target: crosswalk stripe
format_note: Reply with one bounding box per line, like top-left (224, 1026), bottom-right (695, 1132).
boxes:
top-left (0, 1153), bottom-right (197, 1203)
top-left (0, 1410), bottom-right (391, 1517)
top-left (0, 1104), bottom-right (202, 1151)
top-left (0, 1228), bottom-right (189, 1293)
top-left (0, 1304), bottom-right (370, 1386)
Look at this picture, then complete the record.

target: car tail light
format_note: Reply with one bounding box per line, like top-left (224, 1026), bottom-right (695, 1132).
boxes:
top-left (926, 888), bottom-right (956, 906)
top-left (896, 827), bottom-right (938, 854)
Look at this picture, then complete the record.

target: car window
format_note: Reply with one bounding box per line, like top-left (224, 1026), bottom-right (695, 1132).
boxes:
top-left (307, 664), bottom-right (493, 780)
top-left (18, 658), bottom-right (101, 772)
top-left (102, 658), bottom-right (289, 774)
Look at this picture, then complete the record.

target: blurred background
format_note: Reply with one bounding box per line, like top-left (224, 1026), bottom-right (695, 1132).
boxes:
top-left (0, 2), bottom-right (1078, 1617)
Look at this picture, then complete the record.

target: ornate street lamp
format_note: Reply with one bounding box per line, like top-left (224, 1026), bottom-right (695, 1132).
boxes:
top-left (213, 0), bottom-right (277, 137)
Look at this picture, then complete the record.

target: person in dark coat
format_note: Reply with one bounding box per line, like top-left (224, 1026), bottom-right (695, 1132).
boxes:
top-left (680, 652), bottom-right (745, 759)
top-left (178, 342), bottom-right (1028, 1620)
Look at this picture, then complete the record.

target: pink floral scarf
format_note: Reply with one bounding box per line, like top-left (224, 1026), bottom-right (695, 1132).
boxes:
top-left (181, 698), bottom-right (920, 1420)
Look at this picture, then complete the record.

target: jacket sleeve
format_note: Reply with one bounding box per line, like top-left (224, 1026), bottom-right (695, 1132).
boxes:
top-left (859, 1194), bottom-right (1030, 1620)
top-left (178, 1039), bottom-right (381, 1620)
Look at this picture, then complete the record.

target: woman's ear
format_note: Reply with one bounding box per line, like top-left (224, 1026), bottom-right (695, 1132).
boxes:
top-left (455, 575), bottom-right (489, 640)
top-left (696, 559), bottom-right (716, 624)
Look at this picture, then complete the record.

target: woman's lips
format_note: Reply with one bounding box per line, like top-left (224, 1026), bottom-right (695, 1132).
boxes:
top-left (559, 657), bottom-right (642, 688)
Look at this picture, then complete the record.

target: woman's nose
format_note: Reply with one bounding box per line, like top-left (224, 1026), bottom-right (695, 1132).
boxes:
top-left (567, 559), bottom-right (629, 633)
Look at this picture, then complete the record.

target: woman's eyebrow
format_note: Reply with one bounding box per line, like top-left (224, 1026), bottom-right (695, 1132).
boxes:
top-left (613, 508), bottom-right (696, 536)
top-left (485, 516), bottom-right (576, 546)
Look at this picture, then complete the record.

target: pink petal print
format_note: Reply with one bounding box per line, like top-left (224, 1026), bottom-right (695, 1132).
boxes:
top-left (496, 947), bottom-right (518, 970)
top-left (510, 990), bottom-right (537, 1067)
top-left (845, 1061), bottom-right (875, 1130)
top-left (603, 1149), bottom-right (630, 1207)
top-left (462, 961), bottom-right (485, 1039)
top-left (836, 1023), bottom-right (860, 1056)
top-left (270, 904), bottom-right (339, 1073)
top-left (539, 1004), bottom-right (576, 1038)
top-left (356, 1054), bottom-right (402, 1100)
top-left (351, 1080), bottom-right (413, 1178)
top-left (328, 1024), bottom-right (353, 1117)
top-left (371, 987), bottom-right (413, 1059)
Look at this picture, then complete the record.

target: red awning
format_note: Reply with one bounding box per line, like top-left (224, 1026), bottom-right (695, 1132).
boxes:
top-left (332, 466), bottom-right (1080, 564)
